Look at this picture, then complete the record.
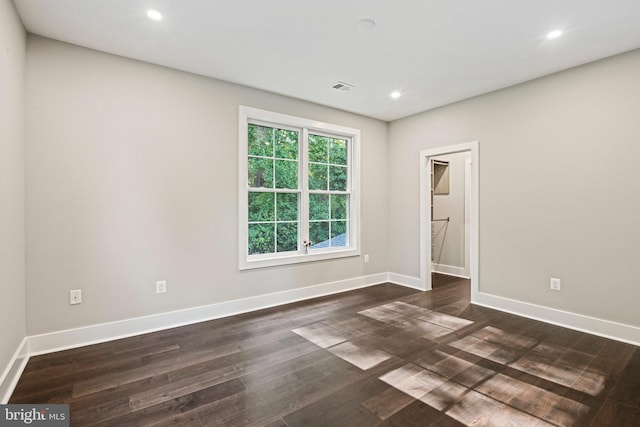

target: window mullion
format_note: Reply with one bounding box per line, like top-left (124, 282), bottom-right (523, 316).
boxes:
top-left (300, 128), bottom-right (310, 253)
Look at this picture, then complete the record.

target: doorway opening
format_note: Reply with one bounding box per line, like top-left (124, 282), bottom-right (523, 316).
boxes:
top-left (419, 141), bottom-right (478, 300)
top-left (429, 153), bottom-right (470, 278)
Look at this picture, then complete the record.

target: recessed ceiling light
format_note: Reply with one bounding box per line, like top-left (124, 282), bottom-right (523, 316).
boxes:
top-left (147, 10), bottom-right (163, 21)
top-left (390, 91), bottom-right (402, 99)
top-left (546, 29), bottom-right (563, 40)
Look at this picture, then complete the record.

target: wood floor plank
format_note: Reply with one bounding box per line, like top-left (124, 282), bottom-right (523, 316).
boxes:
top-left (381, 400), bottom-right (463, 427)
top-left (196, 363), bottom-right (355, 426)
top-left (283, 375), bottom-right (388, 427)
top-left (168, 338), bottom-right (318, 386)
top-left (130, 341), bottom-right (319, 411)
top-left (72, 346), bottom-right (225, 397)
top-left (607, 348), bottom-right (640, 408)
top-left (92, 379), bottom-right (241, 427)
top-left (590, 399), bottom-right (640, 427)
top-left (361, 386), bottom-right (415, 420)
top-left (9, 382), bottom-right (74, 405)
top-left (69, 374), bottom-right (172, 425)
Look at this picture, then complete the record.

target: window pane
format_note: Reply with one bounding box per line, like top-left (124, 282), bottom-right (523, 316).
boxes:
top-left (329, 138), bottom-right (348, 166)
top-left (331, 221), bottom-right (348, 247)
top-left (276, 222), bottom-right (298, 252)
top-left (248, 124), bottom-right (273, 157)
top-left (309, 194), bottom-right (329, 220)
top-left (248, 192), bottom-right (274, 222)
top-left (331, 194), bottom-right (347, 220)
top-left (277, 193), bottom-right (298, 221)
top-left (248, 157), bottom-right (273, 188)
top-left (308, 134), bottom-right (328, 163)
top-left (248, 223), bottom-right (275, 255)
top-left (275, 159), bottom-right (298, 189)
top-left (308, 163), bottom-right (328, 190)
top-left (309, 221), bottom-right (330, 248)
top-left (329, 165), bottom-right (347, 191)
top-left (275, 129), bottom-right (298, 160)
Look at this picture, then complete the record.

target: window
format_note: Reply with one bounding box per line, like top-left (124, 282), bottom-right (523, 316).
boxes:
top-left (239, 106), bottom-right (360, 270)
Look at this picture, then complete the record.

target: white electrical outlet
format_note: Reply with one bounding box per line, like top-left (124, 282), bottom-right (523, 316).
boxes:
top-left (364, 254), bottom-right (370, 263)
top-left (70, 289), bottom-right (82, 305)
top-left (550, 278), bottom-right (561, 291)
top-left (156, 280), bottom-right (167, 294)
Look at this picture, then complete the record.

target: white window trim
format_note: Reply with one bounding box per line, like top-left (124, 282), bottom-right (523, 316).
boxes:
top-left (238, 106), bottom-right (361, 270)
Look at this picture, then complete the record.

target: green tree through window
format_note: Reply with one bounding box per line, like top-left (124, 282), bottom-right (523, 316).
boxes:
top-left (308, 134), bottom-right (349, 249)
top-left (247, 124), bottom-right (299, 255)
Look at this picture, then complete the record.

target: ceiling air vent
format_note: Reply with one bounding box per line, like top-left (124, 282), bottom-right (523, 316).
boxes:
top-left (332, 81), bottom-right (354, 92)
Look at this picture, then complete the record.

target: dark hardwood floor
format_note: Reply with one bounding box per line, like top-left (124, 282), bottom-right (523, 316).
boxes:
top-left (10, 274), bottom-right (640, 426)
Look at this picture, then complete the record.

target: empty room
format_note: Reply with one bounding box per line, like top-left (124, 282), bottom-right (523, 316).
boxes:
top-left (2, 0), bottom-right (640, 425)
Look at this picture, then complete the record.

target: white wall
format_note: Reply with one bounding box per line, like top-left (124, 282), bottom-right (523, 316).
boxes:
top-left (432, 152), bottom-right (469, 276)
top-left (25, 36), bottom-right (389, 335)
top-left (0, 0), bottom-right (26, 389)
top-left (389, 49), bottom-right (640, 327)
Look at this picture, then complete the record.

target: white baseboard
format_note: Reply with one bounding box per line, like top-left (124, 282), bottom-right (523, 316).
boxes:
top-left (432, 263), bottom-right (469, 279)
top-left (0, 338), bottom-right (29, 404)
top-left (1, 272), bottom-right (391, 401)
top-left (387, 272), bottom-right (425, 291)
top-left (27, 273), bottom-right (389, 357)
top-left (472, 291), bottom-right (640, 347)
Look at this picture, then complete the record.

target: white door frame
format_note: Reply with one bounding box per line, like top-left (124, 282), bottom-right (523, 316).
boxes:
top-left (419, 141), bottom-right (479, 300)
top-left (464, 157), bottom-right (472, 278)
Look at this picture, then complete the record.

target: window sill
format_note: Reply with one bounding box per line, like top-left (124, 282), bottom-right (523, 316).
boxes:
top-left (239, 248), bottom-right (361, 270)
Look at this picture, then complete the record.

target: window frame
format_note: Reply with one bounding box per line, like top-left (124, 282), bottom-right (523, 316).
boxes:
top-left (238, 106), bottom-right (361, 270)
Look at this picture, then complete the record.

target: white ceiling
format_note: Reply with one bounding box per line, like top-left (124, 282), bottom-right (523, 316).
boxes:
top-left (13, 0), bottom-right (640, 121)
